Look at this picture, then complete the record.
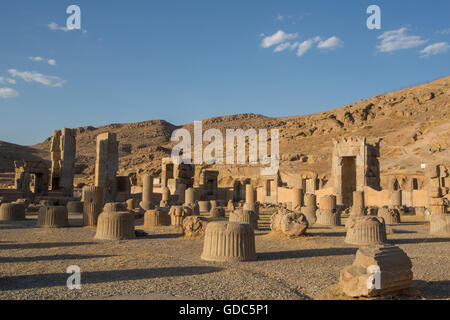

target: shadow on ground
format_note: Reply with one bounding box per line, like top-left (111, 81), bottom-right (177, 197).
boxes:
top-left (258, 247), bottom-right (358, 261)
top-left (0, 242), bottom-right (96, 250)
top-left (411, 280), bottom-right (450, 299)
top-left (389, 237), bottom-right (450, 245)
top-left (0, 254), bottom-right (115, 264)
top-left (0, 266), bottom-right (224, 291)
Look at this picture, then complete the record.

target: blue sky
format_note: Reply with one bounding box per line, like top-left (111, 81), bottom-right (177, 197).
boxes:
top-left (0, 0), bottom-right (449, 145)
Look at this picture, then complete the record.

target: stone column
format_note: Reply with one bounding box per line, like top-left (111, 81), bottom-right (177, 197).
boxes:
top-left (185, 187), bottom-right (195, 205)
top-left (291, 188), bottom-right (303, 210)
top-left (245, 184), bottom-right (255, 204)
top-left (82, 186), bottom-right (104, 227)
top-left (95, 133), bottom-right (119, 203)
top-left (140, 174), bottom-right (153, 210)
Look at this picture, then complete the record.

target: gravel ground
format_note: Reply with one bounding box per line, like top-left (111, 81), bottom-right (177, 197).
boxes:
top-left (0, 212), bottom-right (449, 300)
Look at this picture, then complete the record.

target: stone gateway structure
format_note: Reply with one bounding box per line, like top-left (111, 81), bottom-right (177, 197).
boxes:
top-left (332, 137), bottom-right (380, 207)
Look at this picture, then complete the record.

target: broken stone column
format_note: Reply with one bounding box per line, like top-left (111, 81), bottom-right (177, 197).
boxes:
top-left (245, 184), bottom-right (255, 204)
top-left (209, 206), bottom-right (225, 219)
top-left (94, 210), bottom-right (136, 240)
top-left (0, 203), bottom-right (26, 221)
top-left (270, 208), bottom-right (309, 236)
top-left (160, 187), bottom-right (171, 208)
top-left (300, 193), bottom-right (317, 225)
top-left (345, 216), bottom-right (387, 246)
top-left (338, 244), bottom-right (413, 297)
top-left (37, 206), bottom-right (69, 228)
top-left (50, 129), bottom-right (76, 196)
top-left (316, 195), bottom-right (341, 226)
top-left (229, 208), bottom-right (258, 230)
top-left (169, 205), bottom-right (192, 227)
top-left (201, 221), bottom-right (256, 262)
top-left (144, 208), bottom-right (170, 228)
top-left (291, 188), bottom-right (303, 211)
top-left (183, 216), bottom-right (207, 238)
top-left (185, 187), bottom-right (195, 206)
top-left (95, 133), bottom-right (119, 203)
top-left (140, 174), bottom-right (153, 210)
top-left (378, 207), bottom-right (401, 225)
top-left (82, 186), bottom-right (104, 227)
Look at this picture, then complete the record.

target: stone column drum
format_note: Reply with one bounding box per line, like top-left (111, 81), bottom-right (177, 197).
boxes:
top-left (345, 216), bottom-right (387, 246)
top-left (201, 221), bottom-right (256, 262)
top-left (144, 208), bottom-right (170, 228)
top-left (37, 206), bottom-right (69, 228)
top-left (229, 208), bottom-right (258, 230)
top-left (185, 187), bottom-right (195, 206)
top-left (94, 211), bottom-right (136, 240)
top-left (316, 195), bottom-right (341, 226)
top-left (82, 186), bottom-right (104, 227)
top-left (0, 203), bottom-right (26, 221)
top-left (291, 188), bottom-right (303, 210)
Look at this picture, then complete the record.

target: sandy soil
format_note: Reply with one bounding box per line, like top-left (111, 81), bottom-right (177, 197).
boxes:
top-left (0, 212), bottom-right (449, 300)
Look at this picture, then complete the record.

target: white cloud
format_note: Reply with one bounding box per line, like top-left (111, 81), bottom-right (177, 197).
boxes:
top-left (0, 87), bottom-right (19, 98)
top-left (296, 39), bottom-right (315, 57)
top-left (276, 14), bottom-right (284, 21)
top-left (48, 22), bottom-right (70, 32)
top-left (377, 27), bottom-right (427, 53)
top-left (48, 22), bottom-right (87, 34)
top-left (8, 69), bottom-right (66, 87)
top-left (29, 56), bottom-right (44, 62)
top-left (420, 42), bottom-right (450, 57)
top-left (274, 42), bottom-right (299, 52)
top-left (261, 30), bottom-right (299, 48)
top-left (29, 56), bottom-right (56, 66)
top-left (6, 78), bottom-right (16, 84)
top-left (317, 36), bottom-right (343, 50)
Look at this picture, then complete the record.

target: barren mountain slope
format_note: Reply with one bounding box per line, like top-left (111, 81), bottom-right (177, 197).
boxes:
top-left (1, 76), bottom-right (449, 186)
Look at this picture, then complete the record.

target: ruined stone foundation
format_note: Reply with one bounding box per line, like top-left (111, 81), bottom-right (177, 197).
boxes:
top-left (229, 208), bottom-right (258, 230)
top-left (201, 221), bottom-right (256, 262)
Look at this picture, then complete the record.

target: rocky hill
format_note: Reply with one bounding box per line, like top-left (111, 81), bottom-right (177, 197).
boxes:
top-left (1, 76), bottom-right (449, 187)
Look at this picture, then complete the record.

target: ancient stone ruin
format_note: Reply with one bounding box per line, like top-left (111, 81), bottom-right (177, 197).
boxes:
top-left (95, 133), bottom-right (119, 203)
top-left (332, 137), bottom-right (380, 208)
top-left (50, 129), bottom-right (76, 196)
top-left (37, 206), bottom-right (69, 228)
top-left (201, 221), bottom-right (256, 262)
top-left (338, 244), bottom-right (413, 297)
top-left (95, 205), bottom-right (135, 240)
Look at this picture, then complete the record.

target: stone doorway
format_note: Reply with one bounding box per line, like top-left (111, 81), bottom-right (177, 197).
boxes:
top-left (342, 156), bottom-right (357, 207)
